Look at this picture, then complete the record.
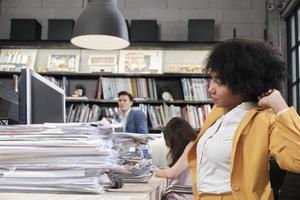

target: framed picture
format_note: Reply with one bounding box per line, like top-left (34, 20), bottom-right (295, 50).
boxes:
top-left (87, 54), bottom-right (117, 73)
top-left (164, 64), bottom-right (205, 73)
top-left (119, 50), bottom-right (162, 73)
top-left (0, 49), bottom-right (37, 71)
top-left (163, 50), bottom-right (210, 73)
top-left (47, 54), bottom-right (80, 72)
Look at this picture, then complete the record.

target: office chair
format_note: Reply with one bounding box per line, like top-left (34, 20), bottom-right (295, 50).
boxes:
top-left (269, 157), bottom-right (286, 200)
top-left (161, 184), bottom-right (193, 200)
top-left (279, 172), bottom-right (300, 200)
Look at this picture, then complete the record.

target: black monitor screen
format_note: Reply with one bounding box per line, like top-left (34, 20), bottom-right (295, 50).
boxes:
top-left (19, 68), bottom-right (65, 124)
top-left (0, 84), bottom-right (18, 124)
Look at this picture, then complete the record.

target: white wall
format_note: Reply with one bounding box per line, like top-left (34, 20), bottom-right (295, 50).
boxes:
top-left (0, 0), bottom-right (266, 41)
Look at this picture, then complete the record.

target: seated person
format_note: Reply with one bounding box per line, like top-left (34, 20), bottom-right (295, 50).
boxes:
top-left (187, 39), bottom-right (300, 200)
top-left (156, 117), bottom-right (197, 199)
top-left (115, 91), bottom-right (148, 134)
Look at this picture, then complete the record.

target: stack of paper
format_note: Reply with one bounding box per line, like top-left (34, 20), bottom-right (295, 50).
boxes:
top-left (111, 132), bottom-right (155, 183)
top-left (0, 123), bottom-right (119, 194)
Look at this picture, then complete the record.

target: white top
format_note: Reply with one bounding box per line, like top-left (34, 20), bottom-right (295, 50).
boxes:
top-left (196, 102), bottom-right (255, 194)
top-left (168, 169), bottom-right (193, 200)
top-left (119, 108), bottom-right (131, 130)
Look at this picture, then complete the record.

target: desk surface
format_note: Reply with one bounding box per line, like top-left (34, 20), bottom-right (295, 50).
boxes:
top-left (0, 177), bottom-right (167, 200)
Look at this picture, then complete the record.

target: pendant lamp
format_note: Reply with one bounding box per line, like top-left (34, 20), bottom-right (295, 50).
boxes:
top-left (71, 0), bottom-right (130, 50)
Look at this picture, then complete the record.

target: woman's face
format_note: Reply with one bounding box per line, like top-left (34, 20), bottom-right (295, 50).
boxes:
top-left (208, 72), bottom-right (243, 110)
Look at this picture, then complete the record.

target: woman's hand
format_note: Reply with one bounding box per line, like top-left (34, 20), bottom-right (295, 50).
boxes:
top-left (155, 167), bottom-right (168, 178)
top-left (257, 89), bottom-right (288, 114)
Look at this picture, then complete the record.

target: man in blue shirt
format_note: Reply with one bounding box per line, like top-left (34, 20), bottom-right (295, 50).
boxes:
top-left (115, 91), bottom-right (148, 134)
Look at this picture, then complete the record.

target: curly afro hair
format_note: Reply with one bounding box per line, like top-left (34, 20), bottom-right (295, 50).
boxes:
top-left (205, 38), bottom-right (286, 102)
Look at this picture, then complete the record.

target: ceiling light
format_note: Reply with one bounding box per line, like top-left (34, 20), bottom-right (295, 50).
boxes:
top-left (71, 0), bottom-right (130, 50)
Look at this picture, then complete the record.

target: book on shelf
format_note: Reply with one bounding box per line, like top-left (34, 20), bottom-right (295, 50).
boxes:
top-left (62, 76), bottom-right (70, 96)
top-left (94, 76), bottom-right (102, 99)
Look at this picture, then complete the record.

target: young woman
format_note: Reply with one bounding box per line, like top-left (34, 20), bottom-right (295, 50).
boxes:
top-left (156, 117), bottom-right (197, 199)
top-left (188, 38), bottom-right (300, 200)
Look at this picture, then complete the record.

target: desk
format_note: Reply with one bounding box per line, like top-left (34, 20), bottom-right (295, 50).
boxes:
top-left (0, 177), bottom-right (167, 200)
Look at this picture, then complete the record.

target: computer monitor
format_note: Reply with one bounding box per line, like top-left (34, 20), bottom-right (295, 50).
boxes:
top-left (0, 84), bottom-right (18, 124)
top-left (18, 68), bottom-right (66, 124)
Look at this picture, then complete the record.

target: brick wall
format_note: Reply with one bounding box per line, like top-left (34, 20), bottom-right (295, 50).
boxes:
top-left (0, 0), bottom-right (266, 41)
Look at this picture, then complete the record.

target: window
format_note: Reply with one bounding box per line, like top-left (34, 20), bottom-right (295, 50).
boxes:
top-left (287, 3), bottom-right (300, 113)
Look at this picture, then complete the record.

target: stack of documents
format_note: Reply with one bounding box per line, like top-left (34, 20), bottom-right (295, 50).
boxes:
top-left (111, 132), bottom-right (155, 183)
top-left (0, 123), bottom-right (119, 194)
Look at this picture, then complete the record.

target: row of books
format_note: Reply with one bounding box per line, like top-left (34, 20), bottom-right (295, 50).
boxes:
top-left (43, 76), bottom-right (211, 101)
top-left (66, 104), bottom-right (147, 123)
top-left (66, 103), bottom-right (211, 129)
top-left (44, 76), bottom-right (158, 100)
top-left (148, 104), bottom-right (212, 129)
top-left (101, 77), bottom-right (157, 100)
top-left (181, 78), bottom-right (210, 101)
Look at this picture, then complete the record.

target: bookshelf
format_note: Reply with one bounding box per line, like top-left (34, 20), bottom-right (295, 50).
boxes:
top-left (0, 40), bottom-right (216, 132)
top-left (0, 71), bottom-right (212, 132)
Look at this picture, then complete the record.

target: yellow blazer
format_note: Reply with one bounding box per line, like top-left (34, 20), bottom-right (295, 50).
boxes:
top-left (188, 106), bottom-right (300, 200)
